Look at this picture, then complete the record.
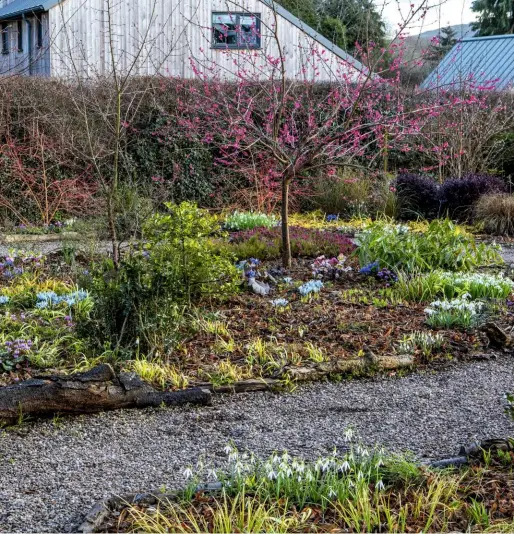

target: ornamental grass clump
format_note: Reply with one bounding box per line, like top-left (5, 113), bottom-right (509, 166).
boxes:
top-left (424, 294), bottom-right (484, 329)
top-left (356, 219), bottom-right (501, 272)
top-left (224, 211), bottom-right (278, 231)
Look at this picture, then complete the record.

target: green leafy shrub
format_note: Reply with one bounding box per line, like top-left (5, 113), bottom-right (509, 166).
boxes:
top-left (475, 194), bottom-right (514, 236)
top-left (224, 211), bottom-right (278, 231)
top-left (356, 219), bottom-right (501, 272)
top-left (82, 202), bottom-right (240, 353)
top-left (228, 226), bottom-right (355, 260)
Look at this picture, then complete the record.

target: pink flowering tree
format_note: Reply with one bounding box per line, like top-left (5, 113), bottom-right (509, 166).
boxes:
top-left (162, 2), bottom-right (482, 268)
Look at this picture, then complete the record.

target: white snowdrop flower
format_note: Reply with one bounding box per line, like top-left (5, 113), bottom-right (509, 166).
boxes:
top-left (207, 469), bottom-right (218, 481)
top-left (267, 470), bottom-right (277, 480)
top-left (343, 428), bottom-right (354, 442)
top-left (306, 471), bottom-right (314, 482)
top-left (228, 452), bottom-right (239, 463)
top-left (357, 470), bottom-right (364, 480)
top-left (295, 462), bottom-right (305, 474)
top-left (340, 460), bottom-right (351, 472)
top-left (297, 476), bottom-right (302, 483)
top-left (224, 445), bottom-right (233, 454)
top-left (328, 487), bottom-right (337, 498)
top-left (183, 467), bottom-right (193, 480)
top-left (361, 448), bottom-right (370, 457)
top-left (376, 480), bottom-right (385, 491)
top-left (375, 458), bottom-right (384, 468)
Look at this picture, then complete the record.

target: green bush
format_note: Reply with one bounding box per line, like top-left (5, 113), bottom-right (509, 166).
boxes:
top-left (356, 219), bottom-right (501, 272)
top-left (224, 211), bottom-right (278, 231)
top-left (82, 202), bottom-right (240, 353)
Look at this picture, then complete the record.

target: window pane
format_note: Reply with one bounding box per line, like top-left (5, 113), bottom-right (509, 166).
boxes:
top-left (212, 13), bottom-right (237, 45)
top-left (238, 16), bottom-right (259, 47)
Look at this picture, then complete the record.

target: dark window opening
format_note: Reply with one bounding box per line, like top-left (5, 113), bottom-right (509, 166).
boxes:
top-left (1, 23), bottom-right (8, 55)
top-left (212, 12), bottom-right (261, 49)
top-left (17, 20), bottom-right (22, 52)
top-left (36, 16), bottom-right (43, 48)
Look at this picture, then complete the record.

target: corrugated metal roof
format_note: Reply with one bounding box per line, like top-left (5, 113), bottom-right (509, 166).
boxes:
top-left (0, 0), bottom-right (59, 19)
top-left (422, 34), bottom-right (514, 90)
top-left (259, 0), bottom-right (367, 73)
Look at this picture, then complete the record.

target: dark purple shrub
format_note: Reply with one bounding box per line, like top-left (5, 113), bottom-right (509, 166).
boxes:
top-left (440, 174), bottom-right (507, 222)
top-left (394, 173), bottom-right (440, 220)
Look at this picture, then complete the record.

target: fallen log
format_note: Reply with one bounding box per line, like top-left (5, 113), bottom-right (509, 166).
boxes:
top-left (0, 364), bottom-right (211, 425)
top-left (282, 352), bottom-right (414, 382)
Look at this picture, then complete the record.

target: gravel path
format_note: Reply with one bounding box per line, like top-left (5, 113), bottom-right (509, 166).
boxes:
top-left (0, 357), bottom-right (513, 533)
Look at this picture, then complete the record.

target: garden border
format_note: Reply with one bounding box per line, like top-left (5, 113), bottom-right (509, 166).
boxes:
top-left (76, 438), bottom-right (514, 533)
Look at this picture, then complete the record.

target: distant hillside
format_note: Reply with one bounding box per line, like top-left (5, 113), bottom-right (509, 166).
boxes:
top-left (403, 23), bottom-right (477, 61)
top-left (416, 24), bottom-right (477, 40)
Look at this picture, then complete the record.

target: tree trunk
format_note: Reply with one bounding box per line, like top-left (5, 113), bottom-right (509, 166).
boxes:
top-left (0, 364), bottom-right (211, 425)
top-left (281, 178), bottom-right (291, 269)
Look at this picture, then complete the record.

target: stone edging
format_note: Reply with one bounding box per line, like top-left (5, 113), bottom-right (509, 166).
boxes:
top-left (76, 439), bottom-right (514, 533)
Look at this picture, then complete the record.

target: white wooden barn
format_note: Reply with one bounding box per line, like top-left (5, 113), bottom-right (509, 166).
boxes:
top-left (0, 0), bottom-right (365, 79)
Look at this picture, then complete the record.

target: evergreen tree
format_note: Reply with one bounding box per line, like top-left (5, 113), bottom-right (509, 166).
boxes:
top-left (426, 25), bottom-right (458, 62)
top-left (471, 0), bottom-right (514, 36)
top-left (276, 0), bottom-right (386, 54)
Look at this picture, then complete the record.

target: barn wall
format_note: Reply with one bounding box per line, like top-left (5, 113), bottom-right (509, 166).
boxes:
top-left (46, 0), bottom-right (360, 80)
top-left (0, 13), bottom-right (50, 75)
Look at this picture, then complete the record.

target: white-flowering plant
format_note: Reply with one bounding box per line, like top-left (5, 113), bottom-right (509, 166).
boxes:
top-left (180, 442), bottom-right (395, 512)
top-left (424, 294), bottom-right (484, 329)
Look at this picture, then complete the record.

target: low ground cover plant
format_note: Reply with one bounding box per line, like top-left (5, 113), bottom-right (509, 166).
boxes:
top-left (223, 211), bottom-right (278, 231)
top-left (228, 226), bottom-right (355, 260)
top-left (116, 442), bottom-right (514, 533)
top-left (356, 219), bottom-right (501, 272)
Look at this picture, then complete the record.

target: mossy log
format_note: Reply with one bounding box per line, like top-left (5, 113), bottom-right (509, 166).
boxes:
top-left (283, 353), bottom-right (414, 382)
top-left (0, 364), bottom-right (211, 425)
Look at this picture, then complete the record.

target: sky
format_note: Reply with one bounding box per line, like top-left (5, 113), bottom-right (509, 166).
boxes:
top-left (379, 0), bottom-right (476, 35)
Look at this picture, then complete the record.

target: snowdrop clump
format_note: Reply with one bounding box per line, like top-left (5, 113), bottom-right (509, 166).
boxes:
top-left (180, 439), bottom-right (389, 509)
top-left (424, 294), bottom-right (484, 329)
top-left (439, 272), bottom-right (514, 300)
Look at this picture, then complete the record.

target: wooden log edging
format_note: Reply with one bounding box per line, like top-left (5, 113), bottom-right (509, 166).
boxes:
top-left (0, 354), bottom-right (415, 425)
top-left (0, 364), bottom-right (211, 425)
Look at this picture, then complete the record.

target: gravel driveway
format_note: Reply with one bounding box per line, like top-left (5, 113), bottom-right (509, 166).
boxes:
top-left (0, 356), bottom-right (513, 533)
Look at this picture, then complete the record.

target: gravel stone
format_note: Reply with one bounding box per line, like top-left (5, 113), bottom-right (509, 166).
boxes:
top-left (0, 357), bottom-right (513, 532)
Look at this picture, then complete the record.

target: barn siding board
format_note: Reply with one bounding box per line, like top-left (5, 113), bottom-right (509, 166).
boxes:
top-left (0, 0), bottom-right (363, 79)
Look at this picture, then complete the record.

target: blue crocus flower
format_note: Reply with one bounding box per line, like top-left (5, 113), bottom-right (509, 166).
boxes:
top-left (298, 280), bottom-right (324, 296)
top-left (326, 214), bottom-right (339, 222)
top-left (0, 296), bottom-right (9, 305)
top-left (359, 261), bottom-right (380, 275)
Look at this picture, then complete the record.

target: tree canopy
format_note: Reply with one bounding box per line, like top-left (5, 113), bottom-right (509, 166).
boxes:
top-left (276, 0), bottom-right (386, 54)
top-left (426, 26), bottom-right (458, 62)
top-left (471, 0), bottom-right (514, 36)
